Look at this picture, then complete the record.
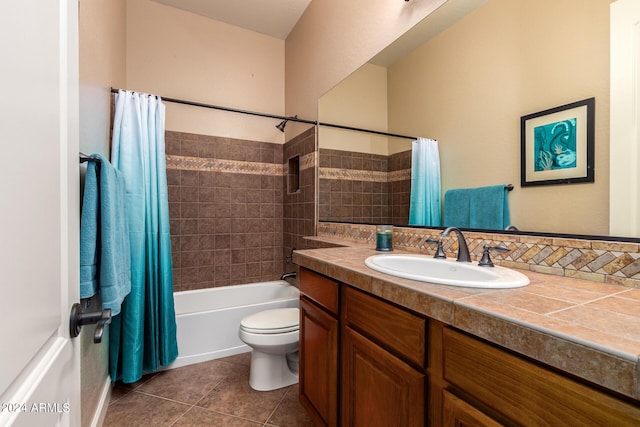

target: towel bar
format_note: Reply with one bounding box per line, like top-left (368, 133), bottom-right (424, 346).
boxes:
top-left (79, 152), bottom-right (98, 163)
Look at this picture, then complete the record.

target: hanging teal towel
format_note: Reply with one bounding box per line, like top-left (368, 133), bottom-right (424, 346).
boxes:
top-left (79, 154), bottom-right (131, 316)
top-left (443, 185), bottom-right (510, 230)
top-left (409, 138), bottom-right (442, 226)
top-left (80, 163), bottom-right (99, 299)
top-left (443, 189), bottom-right (471, 228)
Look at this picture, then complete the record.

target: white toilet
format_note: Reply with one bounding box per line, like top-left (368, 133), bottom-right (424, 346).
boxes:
top-left (238, 307), bottom-right (300, 391)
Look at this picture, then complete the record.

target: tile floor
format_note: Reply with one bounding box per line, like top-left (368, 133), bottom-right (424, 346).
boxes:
top-left (104, 353), bottom-right (315, 426)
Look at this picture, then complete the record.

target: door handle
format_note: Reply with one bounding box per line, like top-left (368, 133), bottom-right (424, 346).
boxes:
top-left (69, 303), bottom-right (112, 343)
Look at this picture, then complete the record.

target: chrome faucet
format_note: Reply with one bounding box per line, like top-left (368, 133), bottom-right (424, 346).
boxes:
top-left (440, 227), bottom-right (471, 262)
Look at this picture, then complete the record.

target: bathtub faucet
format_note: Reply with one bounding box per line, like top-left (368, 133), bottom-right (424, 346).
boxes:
top-left (281, 272), bottom-right (297, 281)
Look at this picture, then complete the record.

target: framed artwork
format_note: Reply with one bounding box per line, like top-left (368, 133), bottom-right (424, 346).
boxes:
top-left (520, 97), bottom-right (595, 186)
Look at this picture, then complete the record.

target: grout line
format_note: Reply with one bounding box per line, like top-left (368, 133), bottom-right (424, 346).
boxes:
top-left (263, 387), bottom-right (291, 427)
top-left (167, 407), bottom-right (190, 427)
top-left (108, 374), bottom-right (156, 406)
top-left (544, 289), bottom-right (636, 316)
top-left (130, 390), bottom-right (193, 407)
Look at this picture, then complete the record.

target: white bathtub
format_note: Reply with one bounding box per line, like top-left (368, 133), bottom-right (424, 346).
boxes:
top-left (166, 281), bottom-right (300, 370)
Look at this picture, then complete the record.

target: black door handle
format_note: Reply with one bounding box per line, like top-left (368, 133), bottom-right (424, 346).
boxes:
top-left (69, 303), bottom-right (112, 343)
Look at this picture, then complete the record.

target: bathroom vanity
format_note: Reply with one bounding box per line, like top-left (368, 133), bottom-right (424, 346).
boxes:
top-left (295, 246), bottom-right (640, 426)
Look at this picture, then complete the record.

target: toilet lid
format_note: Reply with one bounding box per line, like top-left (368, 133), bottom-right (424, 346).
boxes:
top-left (240, 308), bottom-right (299, 334)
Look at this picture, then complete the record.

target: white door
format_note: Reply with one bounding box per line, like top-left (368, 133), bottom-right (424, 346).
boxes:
top-left (0, 1), bottom-right (81, 426)
top-left (610, 0), bottom-right (640, 237)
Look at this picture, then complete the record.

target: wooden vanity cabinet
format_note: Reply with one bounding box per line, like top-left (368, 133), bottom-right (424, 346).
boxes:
top-left (299, 268), bottom-right (429, 427)
top-left (341, 286), bottom-right (427, 426)
top-left (299, 268), bottom-right (339, 427)
top-left (299, 266), bottom-right (640, 426)
top-left (441, 327), bottom-right (640, 426)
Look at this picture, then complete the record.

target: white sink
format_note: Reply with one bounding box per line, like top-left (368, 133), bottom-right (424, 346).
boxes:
top-left (364, 254), bottom-right (529, 288)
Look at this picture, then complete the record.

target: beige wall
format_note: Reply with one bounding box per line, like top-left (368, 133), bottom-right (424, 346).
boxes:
top-left (78, 0), bottom-right (126, 425)
top-left (285, 0), bottom-right (449, 132)
top-left (388, 0), bottom-right (611, 235)
top-left (79, 0), bottom-right (126, 157)
top-left (126, 0), bottom-right (286, 143)
top-left (318, 63), bottom-right (392, 155)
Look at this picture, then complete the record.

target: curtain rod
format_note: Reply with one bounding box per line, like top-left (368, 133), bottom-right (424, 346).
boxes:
top-left (110, 87), bottom-right (417, 140)
top-left (317, 121), bottom-right (417, 140)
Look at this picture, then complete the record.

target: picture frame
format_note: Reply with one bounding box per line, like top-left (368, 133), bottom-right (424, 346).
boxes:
top-left (520, 97), bottom-right (595, 187)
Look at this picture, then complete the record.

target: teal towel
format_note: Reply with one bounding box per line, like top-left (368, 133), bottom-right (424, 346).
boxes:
top-left (443, 185), bottom-right (510, 230)
top-left (80, 163), bottom-right (99, 298)
top-left (443, 189), bottom-right (471, 228)
top-left (79, 154), bottom-right (131, 316)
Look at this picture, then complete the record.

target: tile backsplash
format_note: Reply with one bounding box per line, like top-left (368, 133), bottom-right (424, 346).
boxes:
top-left (316, 222), bottom-right (640, 289)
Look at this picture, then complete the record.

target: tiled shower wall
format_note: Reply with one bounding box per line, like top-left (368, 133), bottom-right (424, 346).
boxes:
top-left (283, 128), bottom-right (317, 270)
top-left (389, 150), bottom-right (412, 224)
top-left (318, 148), bottom-right (411, 225)
top-left (166, 130), bottom-right (314, 292)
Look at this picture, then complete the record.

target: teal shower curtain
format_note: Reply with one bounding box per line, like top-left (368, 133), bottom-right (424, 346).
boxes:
top-left (109, 90), bottom-right (178, 383)
top-left (409, 138), bottom-right (442, 226)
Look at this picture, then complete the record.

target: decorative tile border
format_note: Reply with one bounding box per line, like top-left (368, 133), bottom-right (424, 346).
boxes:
top-left (388, 169), bottom-right (412, 182)
top-left (299, 152), bottom-right (316, 171)
top-left (319, 167), bottom-right (411, 182)
top-left (165, 153), bottom-right (317, 176)
top-left (166, 154), bottom-right (284, 175)
top-left (316, 222), bottom-right (640, 288)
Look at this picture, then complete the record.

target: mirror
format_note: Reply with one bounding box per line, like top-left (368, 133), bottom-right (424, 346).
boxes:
top-left (318, 0), bottom-right (618, 238)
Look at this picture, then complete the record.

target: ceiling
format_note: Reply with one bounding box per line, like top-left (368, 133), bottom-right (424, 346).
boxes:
top-left (151, 0), bottom-right (312, 40)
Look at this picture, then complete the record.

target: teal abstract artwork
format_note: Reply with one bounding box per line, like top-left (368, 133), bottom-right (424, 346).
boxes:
top-left (534, 118), bottom-right (577, 172)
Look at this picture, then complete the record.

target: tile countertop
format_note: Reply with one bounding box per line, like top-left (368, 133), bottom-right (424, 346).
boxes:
top-left (293, 245), bottom-right (640, 401)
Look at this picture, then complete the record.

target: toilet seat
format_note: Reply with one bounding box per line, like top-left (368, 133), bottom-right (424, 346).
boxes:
top-left (240, 308), bottom-right (299, 334)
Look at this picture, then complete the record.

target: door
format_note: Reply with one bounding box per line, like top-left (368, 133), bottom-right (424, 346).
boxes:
top-left (0, 1), bottom-right (81, 426)
top-left (610, 0), bottom-right (640, 236)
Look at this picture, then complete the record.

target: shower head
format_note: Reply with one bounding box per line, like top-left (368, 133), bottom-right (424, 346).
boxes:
top-left (276, 119), bottom-right (287, 132)
top-left (275, 115), bottom-right (298, 132)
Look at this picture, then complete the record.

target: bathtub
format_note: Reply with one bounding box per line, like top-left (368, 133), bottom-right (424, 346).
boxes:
top-left (166, 281), bottom-right (300, 370)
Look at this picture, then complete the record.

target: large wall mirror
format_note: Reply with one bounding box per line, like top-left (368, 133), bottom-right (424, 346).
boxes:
top-left (317, 0), bottom-right (634, 239)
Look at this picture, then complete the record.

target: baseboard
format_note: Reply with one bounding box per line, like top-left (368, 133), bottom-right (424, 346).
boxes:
top-left (163, 345), bottom-right (251, 371)
top-left (90, 375), bottom-right (112, 427)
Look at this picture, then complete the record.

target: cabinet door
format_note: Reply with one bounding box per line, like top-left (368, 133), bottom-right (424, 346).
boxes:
top-left (444, 328), bottom-right (640, 425)
top-left (442, 390), bottom-right (504, 427)
top-left (300, 296), bottom-right (339, 427)
top-left (342, 327), bottom-right (425, 427)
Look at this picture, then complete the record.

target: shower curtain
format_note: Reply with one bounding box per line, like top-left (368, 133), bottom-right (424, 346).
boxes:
top-left (109, 90), bottom-right (178, 383)
top-left (409, 138), bottom-right (442, 226)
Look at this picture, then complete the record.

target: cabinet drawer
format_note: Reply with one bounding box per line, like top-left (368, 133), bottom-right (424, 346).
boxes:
top-left (442, 390), bottom-right (504, 427)
top-left (299, 268), bottom-right (339, 315)
top-left (342, 286), bottom-right (426, 368)
top-left (443, 328), bottom-right (640, 426)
